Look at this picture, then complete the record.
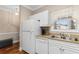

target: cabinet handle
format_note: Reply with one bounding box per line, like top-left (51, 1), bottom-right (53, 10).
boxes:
top-left (62, 49), bottom-right (64, 51)
top-left (35, 52), bottom-right (38, 54)
top-left (37, 20), bottom-right (40, 22)
top-left (59, 48), bottom-right (64, 51)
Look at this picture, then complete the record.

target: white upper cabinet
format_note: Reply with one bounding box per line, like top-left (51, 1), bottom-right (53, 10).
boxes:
top-left (39, 11), bottom-right (49, 26)
top-left (31, 10), bottom-right (49, 26)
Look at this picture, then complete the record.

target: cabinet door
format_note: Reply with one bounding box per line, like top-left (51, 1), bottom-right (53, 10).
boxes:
top-left (40, 11), bottom-right (48, 26)
top-left (49, 45), bottom-right (61, 54)
top-left (62, 49), bottom-right (78, 54)
top-left (36, 39), bottom-right (48, 54)
top-left (22, 32), bottom-right (35, 54)
top-left (31, 10), bottom-right (48, 26)
top-left (49, 39), bottom-right (61, 54)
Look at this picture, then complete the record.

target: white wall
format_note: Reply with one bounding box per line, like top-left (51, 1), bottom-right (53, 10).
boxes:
top-left (0, 5), bottom-right (20, 43)
top-left (33, 5), bottom-right (79, 29)
top-left (19, 6), bottom-right (32, 50)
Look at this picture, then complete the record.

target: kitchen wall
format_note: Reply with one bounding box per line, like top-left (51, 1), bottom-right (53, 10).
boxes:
top-left (20, 6), bottom-right (32, 33)
top-left (33, 5), bottom-right (79, 27)
top-left (33, 5), bottom-right (70, 24)
top-left (0, 5), bottom-right (20, 43)
top-left (20, 6), bottom-right (32, 24)
top-left (33, 5), bottom-right (79, 39)
top-left (33, 5), bottom-right (72, 14)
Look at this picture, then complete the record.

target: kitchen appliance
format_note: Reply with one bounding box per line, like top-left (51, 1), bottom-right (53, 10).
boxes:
top-left (21, 19), bottom-right (40, 53)
top-left (40, 26), bottom-right (50, 35)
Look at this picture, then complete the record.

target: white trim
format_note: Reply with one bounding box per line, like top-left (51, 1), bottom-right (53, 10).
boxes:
top-left (23, 5), bottom-right (45, 11)
top-left (13, 40), bottom-right (19, 43)
top-left (0, 5), bottom-right (19, 12)
top-left (0, 32), bottom-right (19, 35)
top-left (19, 47), bottom-right (22, 51)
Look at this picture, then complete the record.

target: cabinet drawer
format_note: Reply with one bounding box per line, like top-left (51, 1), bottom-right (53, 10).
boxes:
top-left (55, 41), bottom-right (79, 51)
top-left (61, 46), bottom-right (79, 54)
top-left (49, 39), bottom-right (62, 47)
top-left (49, 39), bottom-right (79, 51)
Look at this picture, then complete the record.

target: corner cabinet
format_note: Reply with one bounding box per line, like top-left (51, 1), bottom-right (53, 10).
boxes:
top-left (35, 38), bottom-right (48, 54)
top-left (31, 10), bottom-right (49, 26)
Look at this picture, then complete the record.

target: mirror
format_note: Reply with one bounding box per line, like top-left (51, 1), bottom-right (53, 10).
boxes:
top-left (54, 16), bottom-right (76, 30)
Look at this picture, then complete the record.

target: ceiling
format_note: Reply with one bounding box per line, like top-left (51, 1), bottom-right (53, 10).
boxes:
top-left (0, 5), bottom-right (19, 12)
top-left (23, 5), bottom-right (45, 11)
top-left (0, 5), bottom-right (44, 11)
top-left (0, 5), bottom-right (18, 9)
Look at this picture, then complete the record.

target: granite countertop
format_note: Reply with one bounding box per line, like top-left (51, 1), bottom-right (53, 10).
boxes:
top-left (36, 35), bottom-right (52, 39)
top-left (36, 35), bottom-right (79, 44)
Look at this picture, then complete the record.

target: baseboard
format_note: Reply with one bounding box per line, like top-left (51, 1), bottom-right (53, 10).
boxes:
top-left (13, 40), bottom-right (19, 44)
top-left (0, 32), bottom-right (18, 35)
top-left (19, 47), bottom-right (22, 51)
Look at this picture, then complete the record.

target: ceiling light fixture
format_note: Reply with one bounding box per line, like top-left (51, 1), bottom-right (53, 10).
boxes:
top-left (15, 7), bottom-right (19, 15)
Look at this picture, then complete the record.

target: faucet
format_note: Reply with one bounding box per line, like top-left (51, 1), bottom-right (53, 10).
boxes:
top-left (66, 33), bottom-right (71, 40)
top-left (60, 33), bottom-right (66, 39)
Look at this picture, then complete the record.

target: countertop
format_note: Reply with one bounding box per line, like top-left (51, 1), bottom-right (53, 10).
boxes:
top-left (36, 35), bottom-right (79, 44)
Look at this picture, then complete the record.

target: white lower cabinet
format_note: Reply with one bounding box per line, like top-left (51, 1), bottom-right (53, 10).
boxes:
top-left (49, 39), bottom-right (79, 54)
top-left (49, 39), bottom-right (61, 54)
top-left (22, 34), bottom-right (79, 54)
top-left (61, 47), bottom-right (79, 54)
top-left (36, 38), bottom-right (48, 54)
top-left (50, 45), bottom-right (61, 54)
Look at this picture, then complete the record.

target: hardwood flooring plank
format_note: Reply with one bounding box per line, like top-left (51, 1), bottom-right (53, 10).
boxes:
top-left (0, 43), bottom-right (28, 54)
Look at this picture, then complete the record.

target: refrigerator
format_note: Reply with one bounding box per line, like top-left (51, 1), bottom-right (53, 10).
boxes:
top-left (21, 19), bottom-right (40, 54)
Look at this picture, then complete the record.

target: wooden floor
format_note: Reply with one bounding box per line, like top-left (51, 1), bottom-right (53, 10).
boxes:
top-left (0, 43), bottom-right (28, 54)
